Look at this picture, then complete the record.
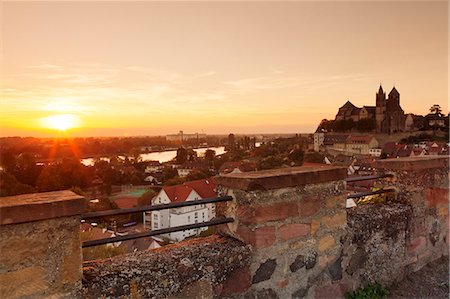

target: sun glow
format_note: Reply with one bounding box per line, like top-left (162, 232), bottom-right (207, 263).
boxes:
top-left (42, 114), bottom-right (80, 131)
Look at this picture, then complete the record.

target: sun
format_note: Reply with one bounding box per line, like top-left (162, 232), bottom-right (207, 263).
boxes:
top-left (42, 114), bottom-right (80, 131)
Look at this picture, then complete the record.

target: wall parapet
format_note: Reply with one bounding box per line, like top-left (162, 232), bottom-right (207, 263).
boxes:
top-left (0, 190), bottom-right (85, 225)
top-left (0, 190), bottom-right (85, 299)
top-left (216, 166), bottom-right (347, 191)
top-left (1, 157), bottom-right (448, 299)
top-left (82, 235), bottom-right (251, 298)
top-left (217, 165), bottom-right (349, 298)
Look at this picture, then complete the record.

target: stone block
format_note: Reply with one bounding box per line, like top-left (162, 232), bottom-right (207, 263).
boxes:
top-left (252, 259), bottom-right (277, 284)
top-left (314, 282), bottom-right (348, 299)
top-left (346, 247), bottom-right (367, 275)
top-left (0, 237), bottom-right (46, 271)
top-left (170, 279), bottom-right (213, 299)
top-left (0, 266), bottom-right (47, 298)
top-left (299, 197), bottom-right (322, 217)
top-left (292, 287), bottom-right (308, 298)
top-left (237, 225), bottom-right (276, 249)
top-left (425, 188), bottom-right (449, 208)
top-left (322, 212), bottom-right (347, 229)
top-left (277, 279), bottom-right (289, 288)
top-left (327, 256), bottom-right (342, 281)
top-left (238, 201), bottom-right (299, 225)
top-left (0, 190), bottom-right (85, 225)
top-left (305, 252), bottom-right (318, 269)
top-left (318, 235), bottom-right (336, 253)
top-left (437, 207), bottom-right (448, 216)
top-left (290, 255), bottom-right (305, 272)
top-left (219, 267), bottom-right (251, 297)
top-left (326, 195), bottom-right (344, 209)
top-left (278, 223), bottom-right (310, 241)
top-left (311, 219), bottom-right (321, 236)
top-left (375, 156), bottom-right (448, 171)
top-left (407, 236), bottom-right (427, 255)
top-left (217, 166), bottom-right (347, 191)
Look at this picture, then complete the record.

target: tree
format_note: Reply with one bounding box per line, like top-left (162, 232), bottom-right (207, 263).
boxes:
top-left (0, 173), bottom-right (36, 197)
top-left (162, 167), bottom-right (178, 182)
top-left (288, 149), bottom-right (304, 166)
top-left (257, 156), bottom-right (284, 170)
top-left (429, 104), bottom-right (443, 115)
top-left (176, 147), bottom-right (188, 164)
top-left (137, 190), bottom-right (157, 206)
top-left (204, 149), bottom-right (216, 163)
top-left (304, 152), bottom-right (325, 163)
top-left (128, 147), bottom-right (142, 163)
top-left (185, 169), bottom-right (214, 181)
top-left (36, 166), bottom-right (64, 192)
top-left (431, 104), bottom-right (441, 113)
top-left (356, 118), bottom-right (376, 132)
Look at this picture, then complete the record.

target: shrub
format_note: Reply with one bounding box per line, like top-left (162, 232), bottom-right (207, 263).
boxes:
top-left (346, 283), bottom-right (389, 299)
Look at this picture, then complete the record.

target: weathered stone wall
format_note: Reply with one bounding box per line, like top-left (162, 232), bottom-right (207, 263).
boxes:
top-left (341, 156), bottom-right (449, 293)
top-left (0, 190), bottom-right (85, 299)
top-left (82, 235), bottom-right (251, 298)
top-left (2, 158), bottom-right (447, 299)
top-left (216, 166), bottom-right (349, 298)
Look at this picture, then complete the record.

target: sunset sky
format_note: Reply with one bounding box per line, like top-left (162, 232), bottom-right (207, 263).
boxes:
top-left (1, 1), bottom-right (448, 137)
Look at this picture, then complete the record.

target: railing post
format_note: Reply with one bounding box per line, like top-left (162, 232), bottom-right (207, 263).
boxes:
top-left (216, 166), bottom-right (349, 298)
top-left (0, 191), bottom-right (85, 298)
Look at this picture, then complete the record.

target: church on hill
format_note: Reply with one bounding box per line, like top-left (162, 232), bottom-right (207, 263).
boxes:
top-left (335, 85), bottom-right (406, 133)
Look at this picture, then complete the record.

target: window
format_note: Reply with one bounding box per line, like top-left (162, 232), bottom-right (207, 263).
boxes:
top-left (188, 216), bottom-right (191, 222)
top-left (202, 212), bottom-right (205, 218)
top-left (194, 212), bottom-right (198, 219)
top-left (154, 223), bottom-right (159, 229)
top-left (154, 213), bottom-right (158, 220)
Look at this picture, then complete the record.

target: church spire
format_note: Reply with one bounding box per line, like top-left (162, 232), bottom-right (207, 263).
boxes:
top-left (378, 84), bottom-right (384, 94)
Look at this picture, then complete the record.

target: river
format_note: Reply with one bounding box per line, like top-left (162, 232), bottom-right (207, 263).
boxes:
top-left (80, 146), bottom-right (226, 166)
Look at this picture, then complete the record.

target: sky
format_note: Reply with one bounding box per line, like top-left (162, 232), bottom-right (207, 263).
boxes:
top-left (1, 1), bottom-right (448, 137)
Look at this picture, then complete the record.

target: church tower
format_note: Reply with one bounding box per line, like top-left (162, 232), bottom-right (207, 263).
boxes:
top-left (375, 85), bottom-right (386, 133)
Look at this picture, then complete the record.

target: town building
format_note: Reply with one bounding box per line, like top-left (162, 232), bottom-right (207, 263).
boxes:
top-left (345, 135), bottom-right (379, 155)
top-left (176, 161), bottom-right (209, 177)
top-left (166, 131), bottom-right (206, 142)
top-left (218, 161), bottom-right (257, 175)
top-left (143, 179), bottom-right (216, 242)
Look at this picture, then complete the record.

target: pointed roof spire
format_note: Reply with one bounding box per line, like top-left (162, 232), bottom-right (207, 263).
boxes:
top-left (389, 86), bottom-right (399, 96)
top-left (378, 84), bottom-right (384, 94)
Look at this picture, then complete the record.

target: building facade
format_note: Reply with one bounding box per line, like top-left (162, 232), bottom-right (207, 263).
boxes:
top-left (143, 179), bottom-right (216, 242)
top-left (335, 85), bottom-right (406, 133)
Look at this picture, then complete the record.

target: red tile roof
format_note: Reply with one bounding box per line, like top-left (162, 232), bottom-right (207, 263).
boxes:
top-left (346, 135), bottom-right (374, 144)
top-left (114, 197), bottom-right (138, 209)
top-left (162, 179), bottom-right (217, 203)
top-left (184, 179), bottom-right (216, 199)
top-left (162, 184), bottom-right (193, 203)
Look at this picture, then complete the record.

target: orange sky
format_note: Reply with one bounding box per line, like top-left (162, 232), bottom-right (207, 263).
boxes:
top-left (1, 1), bottom-right (448, 137)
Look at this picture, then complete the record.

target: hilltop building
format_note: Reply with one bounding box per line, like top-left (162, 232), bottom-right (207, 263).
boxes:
top-left (335, 85), bottom-right (406, 133)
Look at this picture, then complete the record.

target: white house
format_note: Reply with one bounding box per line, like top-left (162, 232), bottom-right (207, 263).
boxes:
top-left (144, 161), bottom-right (163, 173)
top-left (143, 179), bottom-right (216, 242)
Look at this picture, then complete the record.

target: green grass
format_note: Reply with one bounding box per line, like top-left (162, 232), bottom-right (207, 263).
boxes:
top-left (346, 283), bottom-right (389, 299)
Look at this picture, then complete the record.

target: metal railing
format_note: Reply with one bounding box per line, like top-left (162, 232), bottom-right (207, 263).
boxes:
top-left (345, 173), bottom-right (395, 200)
top-left (345, 173), bottom-right (394, 183)
top-left (81, 195), bottom-right (234, 248)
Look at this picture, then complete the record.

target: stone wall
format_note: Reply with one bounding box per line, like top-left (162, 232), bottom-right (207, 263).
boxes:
top-left (0, 191), bottom-right (85, 299)
top-left (216, 166), bottom-right (350, 298)
top-left (1, 157), bottom-right (447, 299)
top-left (82, 235), bottom-right (251, 298)
top-left (341, 156), bottom-right (448, 295)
